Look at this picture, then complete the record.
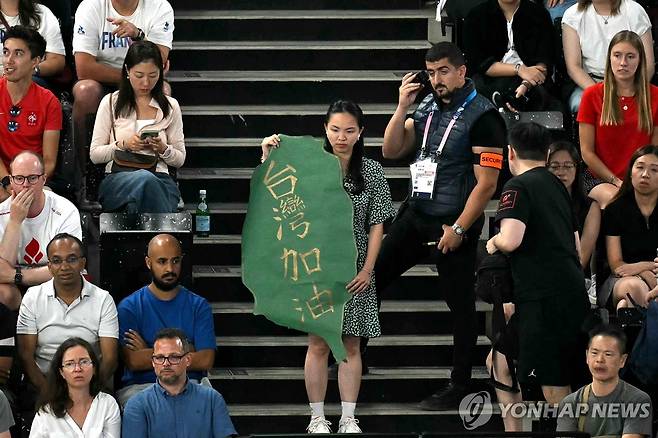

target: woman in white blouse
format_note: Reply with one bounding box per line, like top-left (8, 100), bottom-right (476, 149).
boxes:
top-left (30, 338), bottom-right (120, 438)
top-left (562, 0), bottom-right (654, 112)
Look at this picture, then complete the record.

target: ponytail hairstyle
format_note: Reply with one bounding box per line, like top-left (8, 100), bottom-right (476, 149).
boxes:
top-left (323, 100), bottom-right (365, 194)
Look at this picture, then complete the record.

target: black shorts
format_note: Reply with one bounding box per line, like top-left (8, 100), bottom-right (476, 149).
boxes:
top-left (516, 291), bottom-right (588, 386)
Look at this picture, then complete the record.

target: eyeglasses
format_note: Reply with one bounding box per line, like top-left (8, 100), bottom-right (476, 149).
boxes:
top-left (7, 105), bottom-right (20, 133)
top-left (151, 353), bottom-right (187, 365)
top-left (10, 174), bottom-right (43, 185)
top-left (61, 358), bottom-right (93, 370)
top-left (50, 255), bottom-right (83, 266)
top-left (548, 162), bottom-right (576, 171)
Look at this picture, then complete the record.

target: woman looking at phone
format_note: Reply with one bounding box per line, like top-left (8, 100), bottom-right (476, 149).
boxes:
top-left (90, 40), bottom-right (185, 213)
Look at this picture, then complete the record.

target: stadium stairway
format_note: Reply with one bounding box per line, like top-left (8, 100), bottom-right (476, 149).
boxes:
top-left (165, 0), bottom-right (500, 434)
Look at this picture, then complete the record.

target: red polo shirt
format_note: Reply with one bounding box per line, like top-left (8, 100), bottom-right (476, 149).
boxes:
top-left (0, 78), bottom-right (62, 169)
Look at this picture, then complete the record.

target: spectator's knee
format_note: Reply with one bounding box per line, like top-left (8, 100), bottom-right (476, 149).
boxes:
top-left (307, 336), bottom-right (330, 358)
top-left (73, 80), bottom-right (105, 112)
top-left (0, 284), bottom-right (21, 311)
top-left (342, 336), bottom-right (360, 357)
top-left (163, 80), bottom-right (172, 97)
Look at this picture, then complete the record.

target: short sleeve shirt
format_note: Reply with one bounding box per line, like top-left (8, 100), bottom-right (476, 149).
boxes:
top-left (117, 286), bottom-right (215, 386)
top-left (562, 0), bottom-right (651, 77)
top-left (0, 190), bottom-right (82, 267)
top-left (73, 0), bottom-right (174, 69)
top-left (577, 82), bottom-right (658, 179)
top-left (0, 4), bottom-right (66, 72)
top-left (494, 167), bottom-right (585, 302)
top-left (557, 380), bottom-right (653, 437)
top-left (16, 277), bottom-right (119, 373)
top-left (0, 78), bottom-right (62, 168)
top-left (603, 191), bottom-right (658, 263)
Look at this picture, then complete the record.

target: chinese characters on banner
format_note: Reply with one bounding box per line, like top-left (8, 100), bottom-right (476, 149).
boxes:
top-left (242, 135), bottom-right (357, 361)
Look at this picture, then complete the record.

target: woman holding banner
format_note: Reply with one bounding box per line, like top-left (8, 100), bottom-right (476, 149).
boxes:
top-left (261, 100), bottom-right (395, 434)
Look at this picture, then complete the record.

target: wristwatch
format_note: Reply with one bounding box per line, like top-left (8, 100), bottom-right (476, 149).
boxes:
top-left (451, 223), bottom-right (465, 237)
top-left (14, 266), bottom-right (22, 286)
top-left (134, 28), bottom-right (145, 41)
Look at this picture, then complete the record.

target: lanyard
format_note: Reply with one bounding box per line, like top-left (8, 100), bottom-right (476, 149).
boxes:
top-left (419, 89), bottom-right (478, 160)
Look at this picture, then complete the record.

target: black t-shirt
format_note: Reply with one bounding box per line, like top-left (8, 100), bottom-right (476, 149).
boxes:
top-left (603, 192), bottom-right (658, 264)
top-left (495, 167), bottom-right (585, 302)
top-left (471, 109), bottom-right (508, 148)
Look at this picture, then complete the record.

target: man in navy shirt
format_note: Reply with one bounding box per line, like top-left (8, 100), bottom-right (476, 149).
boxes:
top-left (122, 328), bottom-right (237, 438)
top-left (116, 233), bottom-right (215, 407)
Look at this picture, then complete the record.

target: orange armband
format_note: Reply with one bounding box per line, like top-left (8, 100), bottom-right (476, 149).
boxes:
top-left (474, 152), bottom-right (503, 170)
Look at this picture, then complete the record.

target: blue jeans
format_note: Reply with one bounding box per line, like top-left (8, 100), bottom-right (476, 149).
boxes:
top-left (545, 0), bottom-right (577, 21)
top-left (99, 170), bottom-right (180, 213)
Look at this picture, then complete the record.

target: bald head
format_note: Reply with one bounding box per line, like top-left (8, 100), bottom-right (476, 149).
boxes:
top-left (147, 234), bottom-right (182, 257)
top-left (10, 151), bottom-right (45, 175)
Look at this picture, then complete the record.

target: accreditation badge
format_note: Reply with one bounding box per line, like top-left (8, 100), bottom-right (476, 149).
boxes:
top-left (410, 158), bottom-right (437, 199)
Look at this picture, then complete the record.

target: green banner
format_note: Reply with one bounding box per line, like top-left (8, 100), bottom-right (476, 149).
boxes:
top-left (242, 135), bottom-right (357, 361)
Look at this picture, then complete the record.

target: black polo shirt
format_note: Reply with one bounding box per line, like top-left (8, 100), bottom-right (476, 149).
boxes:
top-left (603, 192), bottom-right (658, 264)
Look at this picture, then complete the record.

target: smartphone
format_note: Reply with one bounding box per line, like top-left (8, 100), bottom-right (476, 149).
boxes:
top-left (140, 130), bottom-right (160, 140)
top-left (411, 70), bottom-right (431, 87)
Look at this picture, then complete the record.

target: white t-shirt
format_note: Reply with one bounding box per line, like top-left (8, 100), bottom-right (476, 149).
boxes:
top-left (562, 0), bottom-right (652, 77)
top-left (16, 277), bottom-right (119, 374)
top-left (502, 17), bottom-right (523, 66)
top-left (0, 190), bottom-right (82, 267)
top-left (73, 0), bottom-right (174, 69)
top-left (0, 4), bottom-right (66, 72)
top-left (29, 392), bottom-right (121, 438)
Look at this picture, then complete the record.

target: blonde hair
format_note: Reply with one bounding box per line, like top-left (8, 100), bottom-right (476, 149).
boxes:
top-left (577, 0), bottom-right (621, 14)
top-left (601, 30), bottom-right (652, 134)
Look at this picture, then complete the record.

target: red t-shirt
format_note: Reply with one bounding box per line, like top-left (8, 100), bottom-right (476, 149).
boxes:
top-left (0, 78), bottom-right (62, 169)
top-left (577, 82), bottom-right (658, 179)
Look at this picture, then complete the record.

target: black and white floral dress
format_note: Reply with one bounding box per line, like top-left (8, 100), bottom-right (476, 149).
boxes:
top-left (341, 158), bottom-right (395, 338)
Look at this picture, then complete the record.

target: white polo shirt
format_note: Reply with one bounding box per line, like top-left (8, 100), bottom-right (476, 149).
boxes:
top-left (16, 276), bottom-right (119, 374)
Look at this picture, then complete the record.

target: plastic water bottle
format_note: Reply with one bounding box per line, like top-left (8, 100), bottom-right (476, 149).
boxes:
top-left (196, 189), bottom-right (210, 237)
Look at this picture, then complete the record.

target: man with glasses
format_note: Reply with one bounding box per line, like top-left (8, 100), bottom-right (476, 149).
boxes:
top-left (122, 328), bottom-right (236, 438)
top-left (0, 151), bottom-right (81, 391)
top-left (14, 233), bottom-right (117, 421)
top-left (116, 234), bottom-right (215, 407)
top-left (374, 41), bottom-right (507, 410)
top-left (0, 26), bottom-right (62, 201)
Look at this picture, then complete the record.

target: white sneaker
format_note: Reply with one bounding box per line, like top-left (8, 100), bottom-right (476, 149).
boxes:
top-left (337, 417), bottom-right (362, 433)
top-left (306, 416), bottom-right (331, 434)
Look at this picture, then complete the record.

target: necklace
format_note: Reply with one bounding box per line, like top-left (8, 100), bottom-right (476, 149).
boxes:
top-left (602, 15), bottom-right (611, 24)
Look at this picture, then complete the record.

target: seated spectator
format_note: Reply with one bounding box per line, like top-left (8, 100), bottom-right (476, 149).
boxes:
top-left (579, 30), bottom-right (658, 209)
top-left (0, 26), bottom-right (62, 197)
top-left (548, 141), bottom-right (601, 270)
top-left (601, 145), bottom-right (658, 310)
top-left (16, 233), bottom-right (118, 395)
top-left (0, 0), bottom-right (66, 87)
top-left (545, 0), bottom-right (576, 21)
top-left (116, 234), bottom-right (214, 407)
top-left (0, 152), bottom-right (81, 387)
top-left (122, 328), bottom-right (236, 438)
top-left (464, 0), bottom-right (559, 112)
top-left (0, 390), bottom-right (13, 438)
top-left (557, 325), bottom-right (653, 437)
top-left (487, 122), bottom-right (588, 409)
top-left (562, 0), bottom-right (653, 113)
top-left (90, 41), bottom-right (184, 213)
top-left (30, 337), bottom-right (121, 438)
top-left (72, 0), bottom-right (174, 153)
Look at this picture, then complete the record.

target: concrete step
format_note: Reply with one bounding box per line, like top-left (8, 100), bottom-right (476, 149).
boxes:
top-left (209, 299), bottom-right (491, 336)
top-left (169, 40), bottom-right (430, 70)
top-left (170, 0), bottom-right (424, 11)
top-left (214, 334), bottom-right (491, 368)
top-left (210, 366), bottom-right (490, 404)
top-left (175, 11), bottom-right (430, 41)
top-left (167, 70), bottom-right (414, 106)
top-left (177, 166), bottom-right (409, 203)
top-left (179, 103), bottom-right (403, 138)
